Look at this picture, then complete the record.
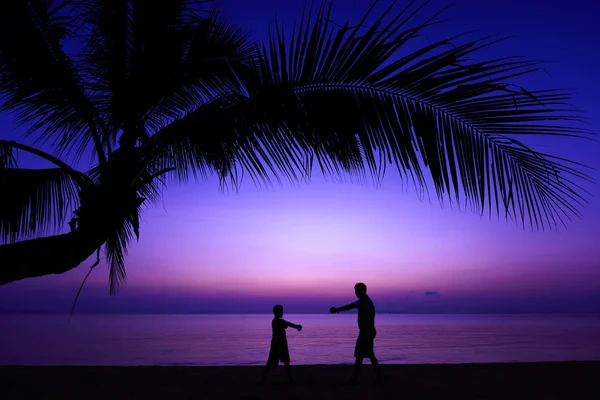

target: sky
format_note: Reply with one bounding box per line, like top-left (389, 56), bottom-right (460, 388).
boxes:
top-left (1, 0), bottom-right (599, 314)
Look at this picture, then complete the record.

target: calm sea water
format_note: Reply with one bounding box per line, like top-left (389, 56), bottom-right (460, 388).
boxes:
top-left (1, 314), bottom-right (599, 366)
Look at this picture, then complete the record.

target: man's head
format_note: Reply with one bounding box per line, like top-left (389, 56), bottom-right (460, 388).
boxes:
top-left (273, 304), bottom-right (284, 318)
top-left (354, 282), bottom-right (367, 298)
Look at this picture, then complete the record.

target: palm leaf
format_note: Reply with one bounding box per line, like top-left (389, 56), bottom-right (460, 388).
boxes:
top-left (135, 0), bottom-right (594, 233)
top-left (241, 0), bottom-right (593, 230)
top-left (0, 0), bottom-right (108, 163)
top-left (1, 0), bottom-right (594, 292)
top-left (86, 158), bottom-right (149, 294)
top-left (0, 140), bottom-right (18, 170)
top-left (85, 147), bottom-right (167, 294)
top-left (104, 196), bottom-right (145, 294)
top-left (0, 167), bottom-right (80, 243)
top-left (142, 8), bottom-right (257, 132)
top-left (79, 0), bottom-right (250, 146)
top-left (0, 139), bottom-right (93, 242)
top-left (140, 96), bottom-right (246, 189)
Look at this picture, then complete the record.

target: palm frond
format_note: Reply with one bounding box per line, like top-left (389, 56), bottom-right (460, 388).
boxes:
top-left (0, 139), bottom-right (93, 242)
top-left (83, 147), bottom-right (165, 294)
top-left (0, 0), bottom-right (108, 164)
top-left (85, 153), bottom-right (150, 294)
top-left (132, 0), bottom-right (594, 232)
top-left (142, 8), bottom-right (257, 133)
top-left (0, 167), bottom-right (80, 243)
top-left (244, 0), bottom-right (594, 230)
top-left (77, 0), bottom-right (135, 144)
top-left (0, 139), bottom-right (94, 189)
top-left (79, 0), bottom-right (249, 146)
top-left (0, 140), bottom-right (18, 170)
top-left (140, 96), bottom-right (244, 186)
top-left (104, 197), bottom-right (145, 294)
top-left (85, 146), bottom-right (168, 207)
top-left (1, 0), bottom-right (594, 291)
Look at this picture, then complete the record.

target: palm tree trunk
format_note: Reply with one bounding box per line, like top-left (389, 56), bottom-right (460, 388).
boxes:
top-left (0, 229), bottom-right (106, 285)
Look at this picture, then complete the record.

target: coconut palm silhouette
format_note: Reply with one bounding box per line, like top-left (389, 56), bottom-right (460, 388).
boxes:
top-left (0, 0), bottom-right (592, 297)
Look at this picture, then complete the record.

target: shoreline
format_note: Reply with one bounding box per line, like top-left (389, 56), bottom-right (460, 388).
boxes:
top-left (2, 361), bottom-right (600, 399)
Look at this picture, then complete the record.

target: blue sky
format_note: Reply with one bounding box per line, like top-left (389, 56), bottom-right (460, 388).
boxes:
top-left (1, 0), bottom-right (599, 314)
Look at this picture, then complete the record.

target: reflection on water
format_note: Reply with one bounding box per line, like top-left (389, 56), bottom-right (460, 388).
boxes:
top-left (1, 314), bottom-right (599, 366)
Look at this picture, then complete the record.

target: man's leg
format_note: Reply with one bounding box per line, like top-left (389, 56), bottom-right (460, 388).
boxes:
top-left (369, 355), bottom-right (383, 382)
top-left (348, 357), bottom-right (363, 384)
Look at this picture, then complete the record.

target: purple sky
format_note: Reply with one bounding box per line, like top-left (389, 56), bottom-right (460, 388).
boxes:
top-left (1, 0), bottom-right (599, 314)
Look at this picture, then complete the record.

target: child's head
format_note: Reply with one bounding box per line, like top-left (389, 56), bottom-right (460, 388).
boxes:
top-left (273, 304), bottom-right (284, 318)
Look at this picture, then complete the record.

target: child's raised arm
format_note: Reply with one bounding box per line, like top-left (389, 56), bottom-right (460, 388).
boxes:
top-left (285, 320), bottom-right (303, 331)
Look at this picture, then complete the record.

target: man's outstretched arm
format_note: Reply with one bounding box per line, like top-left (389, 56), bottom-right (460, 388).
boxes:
top-left (330, 302), bottom-right (358, 313)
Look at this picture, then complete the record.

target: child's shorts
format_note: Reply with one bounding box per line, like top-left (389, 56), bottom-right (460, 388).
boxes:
top-left (268, 339), bottom-right (290, 363)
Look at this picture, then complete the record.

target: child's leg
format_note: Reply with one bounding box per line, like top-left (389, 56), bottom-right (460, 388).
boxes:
top-left (283, 361), bottom-right (294, 382)
top-left (259, 361), bottom-right (273, 383)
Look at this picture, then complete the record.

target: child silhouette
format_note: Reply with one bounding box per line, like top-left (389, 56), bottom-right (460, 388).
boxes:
top-left (259, 304), bottom-right (302, 384)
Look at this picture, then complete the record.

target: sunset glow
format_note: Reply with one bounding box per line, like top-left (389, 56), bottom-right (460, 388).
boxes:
top-left (1, 0), bottom-right (599, 314)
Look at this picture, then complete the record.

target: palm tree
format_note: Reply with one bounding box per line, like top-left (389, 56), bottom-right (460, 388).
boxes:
top-left (0, 0), bottom-right (593, 293)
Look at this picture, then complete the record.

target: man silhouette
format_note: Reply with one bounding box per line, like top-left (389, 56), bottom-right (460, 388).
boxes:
top-left (330, 282), bottom-right (383, 385)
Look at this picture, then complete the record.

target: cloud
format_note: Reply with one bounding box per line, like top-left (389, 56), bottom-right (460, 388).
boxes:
top-left (424, 291), bottom-right (439, 296)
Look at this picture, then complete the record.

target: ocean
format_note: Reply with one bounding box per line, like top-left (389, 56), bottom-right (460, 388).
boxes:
top-left (1, 314), bottom-right (599, 366)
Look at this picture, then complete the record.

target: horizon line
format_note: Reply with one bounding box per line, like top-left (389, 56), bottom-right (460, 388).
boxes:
top-left (2, 311), bottom-right (599, 315)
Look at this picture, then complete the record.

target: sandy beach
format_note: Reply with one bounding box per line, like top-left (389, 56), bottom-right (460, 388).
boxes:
top-left (2, 361), bottom-right (599, 399)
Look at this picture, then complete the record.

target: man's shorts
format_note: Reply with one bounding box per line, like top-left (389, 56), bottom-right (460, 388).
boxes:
top-left (354, 330), bottom-right (376, 358)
